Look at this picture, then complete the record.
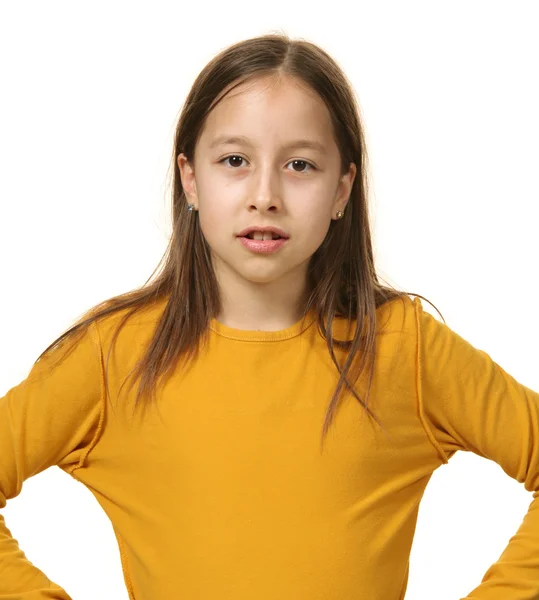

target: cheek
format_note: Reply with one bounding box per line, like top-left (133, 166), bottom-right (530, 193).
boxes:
top-left (297, 203), bottom-right (334, 240)
top-left (198, 210), bottom-right (225, 246)
top-left (195, 183), bottom-right (232, 240)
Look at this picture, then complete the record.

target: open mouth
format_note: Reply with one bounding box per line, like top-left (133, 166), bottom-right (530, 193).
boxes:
top-left (244, 232), bottom-right (283, 240)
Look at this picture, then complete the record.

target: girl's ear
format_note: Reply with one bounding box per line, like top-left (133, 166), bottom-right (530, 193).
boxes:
top-left (333, 162), bottom-right (357, 216)
top-left (177, 153), bottom-right (198, 205)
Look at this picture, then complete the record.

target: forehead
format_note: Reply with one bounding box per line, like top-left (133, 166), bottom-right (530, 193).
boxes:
top-left (199, 76), bottom-right (336, 147)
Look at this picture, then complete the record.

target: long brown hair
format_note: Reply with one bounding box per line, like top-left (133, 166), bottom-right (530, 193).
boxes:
top-left (34, 32), bottom-right (443, 450)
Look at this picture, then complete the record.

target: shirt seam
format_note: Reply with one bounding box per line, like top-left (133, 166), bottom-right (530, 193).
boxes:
top-left (208, 315), bottom-right (317, 342)
top-left (114, 525), bottom-right (136, 600)
top-left (412, 297), bottom-right (450, 465)
top-left (67, 320), bottom-right (107, 475)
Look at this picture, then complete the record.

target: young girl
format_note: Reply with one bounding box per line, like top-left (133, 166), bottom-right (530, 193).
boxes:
top-left (1, 33), bottom-right (538, 600)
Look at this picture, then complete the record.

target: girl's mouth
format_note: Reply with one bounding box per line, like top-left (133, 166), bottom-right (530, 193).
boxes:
top-left (244, 232), bottom-right (283, 240)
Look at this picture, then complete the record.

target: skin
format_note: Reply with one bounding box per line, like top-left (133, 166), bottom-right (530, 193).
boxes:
top-left (177, 73), bottom-right (356, 331)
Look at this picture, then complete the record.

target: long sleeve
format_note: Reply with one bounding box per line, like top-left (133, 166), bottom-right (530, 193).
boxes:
top-left (413, 297), bottom-right (539, 599)
top-left (0, 321), bottom-right (105, 598)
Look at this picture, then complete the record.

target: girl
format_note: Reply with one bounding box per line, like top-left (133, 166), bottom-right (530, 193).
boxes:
top-left (1, 33), bottom-right (538, 600)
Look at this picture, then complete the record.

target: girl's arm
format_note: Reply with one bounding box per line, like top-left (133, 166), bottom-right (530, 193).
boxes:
top-left (0, 321), bottom-right (105, 598)
top-left (413, 297), bottom-right (539, 599)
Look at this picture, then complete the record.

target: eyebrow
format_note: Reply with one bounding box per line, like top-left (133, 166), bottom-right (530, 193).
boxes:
top-left (209, 134), bottom-right (326, 153)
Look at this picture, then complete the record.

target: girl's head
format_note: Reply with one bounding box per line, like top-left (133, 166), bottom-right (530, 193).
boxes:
top-left (172, 34), bottom-right (366, 316)
top-left (176, 70), bottom-right (356, 302)
top-left (38, 33), bottom-right (439, 448)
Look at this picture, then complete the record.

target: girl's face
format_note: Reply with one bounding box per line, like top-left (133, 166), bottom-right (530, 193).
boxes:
top-left (177, 74), bottom-right (356, 296)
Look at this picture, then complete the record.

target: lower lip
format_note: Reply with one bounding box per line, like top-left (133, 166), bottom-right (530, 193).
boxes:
top-left (238, 236), bottom-right (289, 253)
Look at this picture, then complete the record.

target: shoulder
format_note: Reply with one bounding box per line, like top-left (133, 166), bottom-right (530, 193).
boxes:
top-left (92, 298), bottom-right (168, 354)
top-left (328, 294), bottom-right (420, 342)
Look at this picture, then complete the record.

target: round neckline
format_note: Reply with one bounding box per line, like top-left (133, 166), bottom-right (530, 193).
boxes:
top-left (209, 307), bottom-right (318, 342)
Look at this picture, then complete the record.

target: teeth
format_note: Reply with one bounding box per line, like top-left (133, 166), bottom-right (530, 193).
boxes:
top-left (251, 231), bottom-right (273, 241)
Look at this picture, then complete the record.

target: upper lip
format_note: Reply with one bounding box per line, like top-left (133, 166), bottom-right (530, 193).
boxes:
top-left (236, 225), bottom-right (290, 239)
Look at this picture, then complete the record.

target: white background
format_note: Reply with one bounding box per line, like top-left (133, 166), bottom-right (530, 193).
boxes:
top-left (1, 2), bottom-right (538, 599)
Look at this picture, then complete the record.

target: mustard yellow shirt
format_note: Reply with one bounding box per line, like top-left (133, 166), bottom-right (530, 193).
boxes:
top-left (1, 295), bottom-right (538, 599)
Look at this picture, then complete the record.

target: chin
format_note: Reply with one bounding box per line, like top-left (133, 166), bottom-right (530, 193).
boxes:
top-left (240, 272), bottom-right (285, 285)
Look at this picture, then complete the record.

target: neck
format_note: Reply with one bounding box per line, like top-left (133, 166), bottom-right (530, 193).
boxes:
top-left (214, 264), bottom-right (313, 332)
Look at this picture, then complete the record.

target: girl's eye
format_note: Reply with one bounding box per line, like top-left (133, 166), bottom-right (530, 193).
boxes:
top-left (286, 159), bottom-right (316, 173)
top-left (220, 155), bottom-right (247, 169)
top-left (219, 155), bottom-right (315, 173)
